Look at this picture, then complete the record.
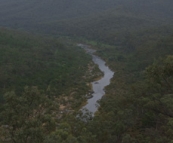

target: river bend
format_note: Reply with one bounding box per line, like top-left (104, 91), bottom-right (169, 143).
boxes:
top-left (77, 44), bottom-right (114, 115)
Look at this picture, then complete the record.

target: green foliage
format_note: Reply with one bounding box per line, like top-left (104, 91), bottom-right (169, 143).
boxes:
top-left (1, 1), bottom-right (173, 141)
top-left (83, 27), bottom-right (173, 142)
top-left (0, 86), bottom-right (59, 143)
top-left (0, 28), bottom-right (98, 142)
top-left (0, 28), bottom-right (90, 101)
top-left (1, 0), bottom-right (173, 45)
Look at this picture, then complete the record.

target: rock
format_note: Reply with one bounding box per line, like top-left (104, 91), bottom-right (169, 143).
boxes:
top-left (86, 95), bottom-right (93, 99)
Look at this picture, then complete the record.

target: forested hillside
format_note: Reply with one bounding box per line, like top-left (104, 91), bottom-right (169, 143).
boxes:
top-left (81, 27), bottom-right (173, 143)
top-left (0, 28), bottom-right (101, 143)
top-left (0, 0), bottom-right (173, 44)
top-left (1, 0), bottom-right (173, 142)
top-left (0, 28), bottom-right (95, 104)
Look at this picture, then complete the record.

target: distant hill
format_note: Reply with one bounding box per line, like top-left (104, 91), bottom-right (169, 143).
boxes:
top-left (0, 0), bottom-right (173, 42)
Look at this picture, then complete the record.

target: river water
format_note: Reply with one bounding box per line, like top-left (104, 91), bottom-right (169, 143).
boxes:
top-left (77, 44), bottom-right (114, 116)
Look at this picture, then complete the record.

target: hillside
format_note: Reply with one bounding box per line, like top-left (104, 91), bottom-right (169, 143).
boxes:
top-left (0, 28), bottom-right (94, 105)
top-left (1, 0), bottom-right (173, 142)
top-left (0, 0), bottom-right (173, 43)
top-left (82, 26), bottom-right (173, 143)
top-left (0, 28), bottom-right (108, 143)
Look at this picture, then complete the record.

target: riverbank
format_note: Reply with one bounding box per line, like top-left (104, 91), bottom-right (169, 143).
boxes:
top-left (78, 44), bottom-right (114, 115)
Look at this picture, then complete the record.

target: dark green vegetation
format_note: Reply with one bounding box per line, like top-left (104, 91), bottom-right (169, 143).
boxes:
top-left (1, 0), bottom-right (173, 143)
top-left (0, 28), bottom-right (97, 143)
top-left (1, 29), bottom-right (173, 142)
top-left (0, 28), bottom-right (92, 102)
top-left (0, 86), bottom-right (59, 143)
top-left (82, 28), bottom-right (173, 142)
top-left (0, 0), bottom-right (173, 44)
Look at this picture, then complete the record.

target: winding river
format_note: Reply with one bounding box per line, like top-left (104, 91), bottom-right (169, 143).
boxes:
top-left (77, 44), bottom-right (114, 116)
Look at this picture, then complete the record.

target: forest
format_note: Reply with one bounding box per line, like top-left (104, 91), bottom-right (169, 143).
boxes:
top-left (0, 0), bottom-right (173, 143)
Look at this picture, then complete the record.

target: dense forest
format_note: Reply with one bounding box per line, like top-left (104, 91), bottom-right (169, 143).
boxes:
top-left (0, 0), bottom-right (173, 143)
top-left (0, 28), bottom-right (103, 143)
top-left (0, 0), bottom-right (173, 43)
top-left (0, 28), bottom-right (95, 100)
top-left (86, 27), bottom-right (173, 142)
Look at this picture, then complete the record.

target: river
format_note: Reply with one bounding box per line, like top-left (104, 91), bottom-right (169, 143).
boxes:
top-left (77, 44), bottom-right (114, 116)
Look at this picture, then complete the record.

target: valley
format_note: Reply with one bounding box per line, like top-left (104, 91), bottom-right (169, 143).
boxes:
top-left (78, 44), bottom-right (114, 115)
top-left (0, 0), bottom-right (173, 143)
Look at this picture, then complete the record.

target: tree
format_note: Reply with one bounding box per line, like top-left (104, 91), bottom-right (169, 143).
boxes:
top-left (0, 86), bottom-right (59, 143)
top-left (128, 55), bottom-right (173, 142)
top-left (144, 55), bottom-right (173, 117)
